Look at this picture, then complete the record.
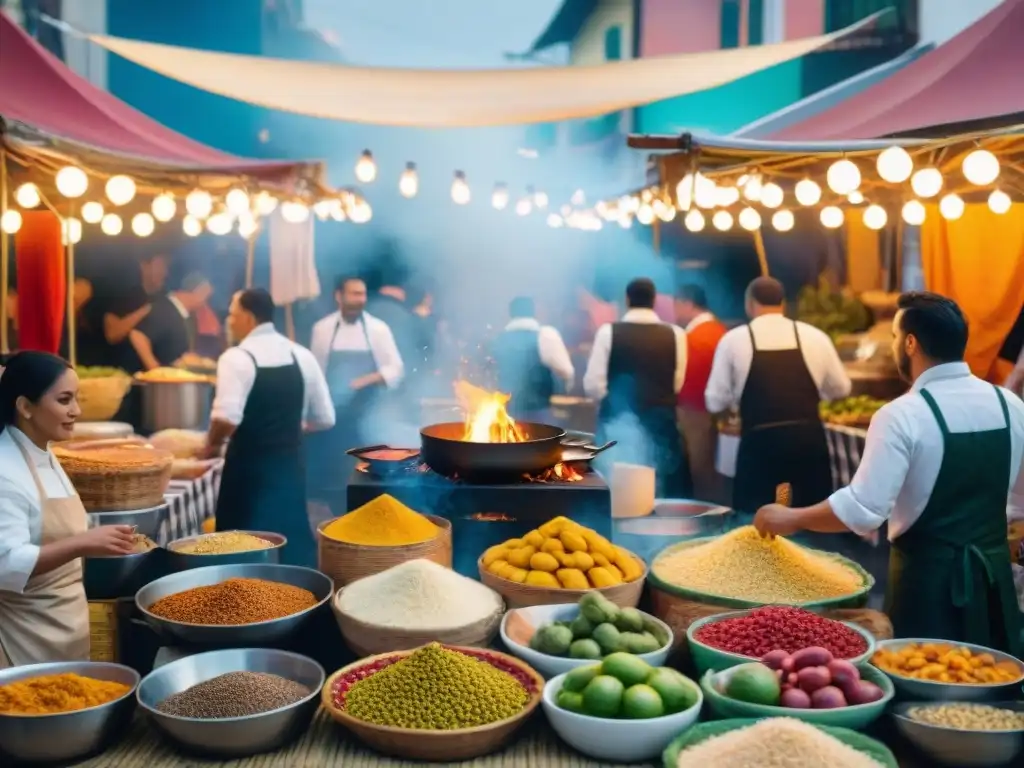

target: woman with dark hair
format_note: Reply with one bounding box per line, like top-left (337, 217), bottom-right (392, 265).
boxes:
top-left (0, 351), bottom-right (135, 668)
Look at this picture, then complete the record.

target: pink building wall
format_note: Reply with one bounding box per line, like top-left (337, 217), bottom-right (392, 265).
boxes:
top-left (785, 0), bottom-right (825, 40)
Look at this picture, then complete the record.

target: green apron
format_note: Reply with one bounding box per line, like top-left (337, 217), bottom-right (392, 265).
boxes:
top-left (886, 385), bottom-right (1022, 657)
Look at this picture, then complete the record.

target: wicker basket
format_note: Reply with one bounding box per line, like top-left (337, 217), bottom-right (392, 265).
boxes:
top-left (76, 375), bottom-right (132, 422)
top-left (88, 600), bottom-right (120, 662)
top-left (56, 443), bottom-right (174, 512)
top-left (477, 551), bottom-right (647, 609)
top-left (321, 645), bottom-right (543, 761)
top-left (317, 514), bottom-right (452, 588)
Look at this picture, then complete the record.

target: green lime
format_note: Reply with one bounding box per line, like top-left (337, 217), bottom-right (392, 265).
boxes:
top-left (601, 651), bottom-right (652, 687)
top-left (581, 675), bottom-right (625, 718)
top-left (562, 664), bottom-right (601, 693)
top-left (621, 684), bottom-right (665, 719)
top-left (556, 689), bottom-right (585, 713)
top-left (646, 668), bottom-right (697, 714)
top-left (569, 639), bottom-right (602, 660)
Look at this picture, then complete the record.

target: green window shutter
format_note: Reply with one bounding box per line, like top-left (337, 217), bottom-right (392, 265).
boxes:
top-left (604, 25), bottom-right (622, 61)
top-left (748, 0), bottom-right (764, 45)
top-left (720, 0), bottom-right (740, 49)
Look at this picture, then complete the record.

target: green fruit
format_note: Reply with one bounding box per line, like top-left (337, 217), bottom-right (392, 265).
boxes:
top-left (591, 623), bottom-right (622, 654)
top-left (533, 624), bottom-right (573, 656)
top-left (569, 639), bottom-right (603, 660)
top-left (614, 607), bottom-right (644, 633)
top-left (569, 613), bottom-right (595, 639)
top-left (562, 664), bottom-right (601, 693)
top-left (725, 662), bottom-right (781, 706)
top-left (581, 675), bottom-right (625, 718)
top-left (556, 689), bottom-right (585, 713)
top-left (579, 591), bottom-right (618, 625)
top-left (621, 684), bottom-right (665, 719)
top-left (601, 652), bottom-right (652, 688)
top-left (642, 617), bottom-right (670, 647)
top-left (647, 668), bottom-right (697, 714)
top-left (631, 632), bottom-right (662, 655)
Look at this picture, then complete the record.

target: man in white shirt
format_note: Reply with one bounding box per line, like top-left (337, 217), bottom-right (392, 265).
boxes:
top-left (706, 276), bottom-right (850, 512)
top-left (755, 292), bottom-right (1023, 655)
top-left (491, 296), bottom-right (575, 422)
top-left (205, 288), bottom-right (334, 567)
top-left (584, 278), bottom-right (690, 497)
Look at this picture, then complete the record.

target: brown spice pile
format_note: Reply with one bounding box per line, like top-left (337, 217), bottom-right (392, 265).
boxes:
top-left (147, 577), bottom-right (318, 625)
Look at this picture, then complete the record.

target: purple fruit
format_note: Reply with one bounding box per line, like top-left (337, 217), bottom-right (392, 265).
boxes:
top-left (827, 659), bottom-right (860, 689)
top-left (810, 686), bottom-right (847, 709)
top-left (791, 647), bottom-right (834, 671)
top-left (845, 680), bottom-right (885, 705)
top-left (780, 688), bottom-right (812, 709)
top-left (761, 650), bottom-right (790, 670)
top-left (797, 666), bottom-right (832, 694)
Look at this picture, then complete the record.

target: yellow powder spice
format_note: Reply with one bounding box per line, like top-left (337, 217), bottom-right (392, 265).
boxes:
top-left (323, 494), bottom-right (439, 546)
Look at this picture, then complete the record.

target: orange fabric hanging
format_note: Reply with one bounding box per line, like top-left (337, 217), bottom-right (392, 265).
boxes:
top-left (920, 203), bottom-right (1024, 380)
top-left (15, 211), bottom-right (66, 354)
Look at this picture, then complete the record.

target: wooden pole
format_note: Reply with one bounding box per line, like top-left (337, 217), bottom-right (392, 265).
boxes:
top-left (0, 147), bottom-right (8, 354)
top-left (752, 228), bottom-right (770, 276)
top-left (65, 204), bottom-right (77, 367)
top-left (652, 217), bottom-right (661, 256)
top-left (245, 230), bottom-right (257, 288)
top-left (284, 303), bottom-right (295, 341)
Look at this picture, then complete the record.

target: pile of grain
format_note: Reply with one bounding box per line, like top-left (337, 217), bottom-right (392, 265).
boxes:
top-left (146, 578), bottom-right (318, 625)
top-left (55, 444), bottom-right (173, 475)
top-left (130, 534), bottom-right (157, 554)
top-left (156, 672), bottom-right (311, 719)
top-left (173, 531), bottom-right (272, 555)
top-left (675, 718), bottom-right (884, 767)
top-left (653, 526), bottom-right (863, 604)
top-left (337, 559), bottom-right (502, 630)
top-left (322, 494), bottom-right (438, 546)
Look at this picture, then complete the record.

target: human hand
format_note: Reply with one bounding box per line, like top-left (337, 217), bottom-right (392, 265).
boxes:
top-left (753, 504), bottom-right (802, 539)
top-left (76, 525), bottom-right (136, 557)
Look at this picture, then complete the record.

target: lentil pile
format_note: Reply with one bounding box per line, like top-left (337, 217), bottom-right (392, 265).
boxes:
top-left (321, 494), bottom-right (439, 546)
top-left (653, 526), bottom-right (864, 604)
top-left (675, 718), bottom-right (884, 767)
top-left (156, 672), bottom-right (311, 719)
top-left (337, 559), bottom-right (502, 630)
top-left (907, 703), bottom-right (1024, 731)
top-left (695, 606), bottom-right (868, 659)
top-left (172, 531), bottom-right (273, 555)
top-left (342, 643), bottom-right (529, 729)
top-left (0, 673), bottom-right (130, 715)
top-left (147, 578), bottom-right (318, 624)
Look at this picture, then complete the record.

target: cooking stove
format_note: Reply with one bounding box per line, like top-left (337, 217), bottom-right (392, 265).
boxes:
top-left (346, 465), bottom-right (612, 578)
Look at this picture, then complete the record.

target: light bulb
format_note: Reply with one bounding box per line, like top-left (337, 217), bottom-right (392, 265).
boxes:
top-left (759, 183), bottom-right (784, 209)
top-left (327, 199), bottom-right (346, 221)
top-left (826, 159), bottom-right (861, 195)
top-left (280, 201), bottom-right (309, 223)
top-left (738, 207), bottom-right (761, 231)
top-left (225, 188), bottom-right (250, 215)
top-left (910, 168), bottom-right (943, 198)
top-left (772, 209), bottom-right (795, 232)
top-left (451, 172), bottom-right (470, 205)
top-left (492, 184), bottom-right (509, 210)
top-left (313, 200), bottom-right (334, 220)
top-left (533, 190), bottom-right (549, 209)
top-left (675, 174), bottom-right (693, 210)
top-left (151, 194), bottom-right (176, 222)
top-left (962, 149), bottom-right (999, 186)
top-left (105, 175), bottom-right (136, 206)
top-left (901, 200), bottom-right (926, 226)
top-left (657, 202), bottom-right (676, 222)
top-left (255, 192), bottom-right (278, 216)
top-left (398, 163), bottom-right (418, 198)
top-left (100, 213), bottom-right (123, 236)
top-left (61, 218), bottom-right (82, 245)
top-left (515, 197), bottom-right (533, 216)
top-left (55, 166), bottom-right (88, 198)
top-left (743, 175), bottom-right (763, 202)
top-left (988, 189), bottom-right (1012, 214)
top-left (14, 183), bottom-right (40, 208)
top-left (820, 206), bottom-right (844, 229)
top-left (238, 216), bottom-right (259, 238)
top-left (863, 204), bottom-right (888, 230)
top-left (130, 213), bottom-right (155, 237)
top-left (355, 150), bottom-right (377, 183)
top-left (712, 210), bottom-right (733, 231)
top-left (618, 215), bottom-right (633, 229)
top-left (794, 179), bottom-right (822, 206)
top-left (81, 201), bottom-right (104, 224)
top-left (349, 199), bottom-right (372, 224)
top-left (714, 185), bottom-right (740, 207)
top-left (876, 146), bottom-right (914, 183)
top-left (693, 173), bottom-right (717, 209)
top-left (847, 190), bottom-right (865, 205)
top-left (185, 189), bottom-right (213, 218)
top-left (546, 213), bottom-right (563, 228)
top-left (0, 209), bottom-right (22, 234)
top-left (636, 204), bottom-right (655, 225)
top-left (684, 209), bottom-right (705, 232)
top-left (939, 193), bottom-right (965, 221)
top-left (182, 216), bottom-right (202, 236)
top-left (206, 213), bottom-right (232, 235)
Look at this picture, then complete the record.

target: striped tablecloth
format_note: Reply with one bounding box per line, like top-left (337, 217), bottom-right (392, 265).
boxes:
top-left (825, 423), bottom-right (868, 490)
top-left (157, 463), bottom-right (223, 545)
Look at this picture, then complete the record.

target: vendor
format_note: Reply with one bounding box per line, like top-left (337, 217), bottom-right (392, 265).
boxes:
top-left (206, 289), bottom-right (334, 567)
top-left (128, 273), bottom-right (212, 371)
top-left (706, 276), bottom-right (850, 512)
top-left (754, 292), bottom-right (1024, 655)
top-left (0, 351), bottom-right (135, 668)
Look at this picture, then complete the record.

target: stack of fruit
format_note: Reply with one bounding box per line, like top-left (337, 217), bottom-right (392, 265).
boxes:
top-left (529, 593), bottom-right (666, 660)
top-left (555, 654), bottom-right (698, 720)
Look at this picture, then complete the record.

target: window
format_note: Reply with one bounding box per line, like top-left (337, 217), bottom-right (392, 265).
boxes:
top-left (604, 25), bottom-right (622, 61)
top-left (720, 0), bottom-right (740, 48)
top-left (825, 0), bottom-right (918, 33)
top-left (747, 0), bottom-right (764, 45)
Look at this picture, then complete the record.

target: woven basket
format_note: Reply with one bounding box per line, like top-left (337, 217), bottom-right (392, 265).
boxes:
top-left (88, 600), bottom-right (121, 662)
top-left (477, 551), bottom-right (647, 609)
top-left (317, 514), bottom-right (452, 588)
top-left (56, 444), bottom-right (174, 512)
top-left (76, 375), bottom-right (132, 422)
top-left (331, 589), bottom-right (503, 656)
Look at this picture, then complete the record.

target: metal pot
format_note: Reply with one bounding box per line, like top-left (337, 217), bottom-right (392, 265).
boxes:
top-left (139, 380), bottom-right (213, 434)
top-left (420, 421), bottom-right (566, 478)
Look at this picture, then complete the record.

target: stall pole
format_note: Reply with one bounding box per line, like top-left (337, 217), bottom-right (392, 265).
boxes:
top-left (244, 231), bottom-right (256, 288)
top-left (0, 147), bottom-right (9, 354)
top-left (65, 203), bottom-right (77, 367)
top-left (284, 303), bottom-right (295, 341)
top-left (752, 229), bottom-right (770, 276)
top-left (652, 218), bottom-right (661, 256)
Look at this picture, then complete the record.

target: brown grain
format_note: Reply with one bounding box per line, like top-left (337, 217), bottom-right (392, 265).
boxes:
top-left (146, 578), bottom-right (318, 625)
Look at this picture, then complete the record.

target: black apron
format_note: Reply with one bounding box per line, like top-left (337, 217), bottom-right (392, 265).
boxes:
top-left (886, 386), bottom-right (1023, 655)
top-left (733, 321), bottom-right (832, 512)
top-left (492, 327), bottom-right (555, 421)
top-left (215, 351), bottom-right (313, 566)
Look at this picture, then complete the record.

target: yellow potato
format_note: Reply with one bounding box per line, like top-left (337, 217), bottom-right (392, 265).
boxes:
top-left (504, 566), bottom-right (528, 583)
top-left (482, 545), bottom-right (508, 567)
top-left (529, 552), bottom-right (560, 573)
top-left (523, 530), bottom-right (544, 548)
top-left (525, 570), bottom-right (560, 588)
top-left (507, 546), bottom-right (536, 569)
top-left (487, 558), bottom-right (510, 575)
top-left (588, 566), bottom-right (621, 588)
top-left (556, 568), bottom-right (589, 589)
top-left (540, 538), bottom-right (564, 553)
top-left (560, 530), bottom-right (588, 553)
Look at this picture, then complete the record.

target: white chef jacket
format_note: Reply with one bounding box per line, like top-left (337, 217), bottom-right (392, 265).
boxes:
top-left (211, 323), bottom-right (336, 429)
top-left (829, 363), bottom-right (1024, 539)
top-left (705, 314), bottom-right (851, 413)
top-left (503, 317), bottom-right (575, 389)
top-left (310, 310), bottom-right (404, 389)
top-left (0, 427), bottom-right (77, 594)
top-left (583, 308), bottom-right (688, 400)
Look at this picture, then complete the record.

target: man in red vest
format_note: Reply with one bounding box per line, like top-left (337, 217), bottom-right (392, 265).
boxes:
top-left (674, 285), bottom-right (728, 502)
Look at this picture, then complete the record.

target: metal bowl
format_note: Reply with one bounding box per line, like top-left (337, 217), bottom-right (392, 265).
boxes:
top-left (136, 648), bottom-right (324, 758)
top-left (892, 701), bottom-right (1024, 766)
top-left (84, 547), bottom-right (165, 600)
top-left (0, 661), bottom-right (139, 763)
top-left (872, 638), bottom-right (1024, 702)
top-left (135, 563), bottom-right (334, 647)
top-left (165, 531), bottom-right (286, 573)
top-left (88, 502), bottom-right (168, 541)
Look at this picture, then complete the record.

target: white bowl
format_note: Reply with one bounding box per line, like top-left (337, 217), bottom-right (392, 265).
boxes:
top-left (541, 671), bottom-right (702, 762)
top-left (500, 603), bottom-right (673, 679)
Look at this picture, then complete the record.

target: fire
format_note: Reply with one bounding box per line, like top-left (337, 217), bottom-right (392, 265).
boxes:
top-left (455, 381), bottom-right (525, 443)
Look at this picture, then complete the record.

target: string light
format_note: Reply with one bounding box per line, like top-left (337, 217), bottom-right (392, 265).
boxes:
top-left (491, 183), bottom-right (509, 210)
top-left (255, 192), bottom-right (278, 216)
top-left (759, 183), bottom-right (784, 209)
top-left (398, 162), bottom-right (418, 198)
top-left (0, 209), bottom-right (22, 234)
top-left (105, 175), bottom-right (136, 206)
top-left (656, 201), bottom-right (676, 222)
top-left (847, 191), bottom-right (865, 205)
top-left (988, 189), bottom-right (1012, 214)
top-left (876, 146), bottom-right (914, 183)
top-left (901, 200), bottom-right (926, 226)
top-left (100, 213), bottom-right (123, 236)
top-left (738, 207), bottom-right (761, 231)
top-left (61, 217), bottom-right (82, 245)
top-left (684, 209), bottom-right (705, 232)
top-left (910, 168), bottom-right (943, 198)
top-left (515, 196), bottom-right (533, 216)
top-left (81, 202), bottom-right (104, 224)
top-left (712, 210), bottom-right (733, 231)
top-left (280, 201), bottom-right (310, 223)
top-left (618, 215), bottom-right (633, 229)
top-left (349, 198), bottom-right (373, 224)
top-left (238, 215), bottom-right (259, 238)
top-left (14, 183), bottom-right (40, 208)
top-left (151, 194), bottom-right (176, 222)
top-left (962, 149), bottom-right (999, 186)
top-left (313, 200), bottom-right (334, 220)
top-left (863, 204), bottom-right (888, 230)
top-left (675, 174), bottom-right (694, 210)
top-left (206, 213), bottom-right (232, 235)
top-left (636, 203), bottom-right (655, 225)
top-left (546, 213), bottom-right (563, 228)
top-left (714, 185), bottom-right (740, 207)
top-left (450, 171), bottom-right (470, 205)
top-left (820, 206), bottom-right (844, 229)
top-left (742, 175), bottom-right (763, 202)
top-left (693, 173), bottom-right (717, 209)
top-left (355, 150), bottom-right (377, 183)
top-left (55, 166), bottom-right (88, 198)
top-left (533, 190), bottom-right (549, 208)
top-left (225, 188), bottom-right (250, 215)
top-left (182, 216), bottom-right (202, 236)
top-left (939, 193), bottom-right (965, 220)
top-left (794, 179), bottom-right (822, 206)
top-left (771, 209), bottom-right (795, 232)
top-left (131, 213), bottom-right (155, 237)
top-left (185, 189), bottom-right (213, 218)
top-left (826, 159), bottom-right (861, 195)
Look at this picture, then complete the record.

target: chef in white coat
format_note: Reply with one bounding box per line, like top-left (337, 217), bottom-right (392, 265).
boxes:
top-left (0, 352), bottom-right (135, 668)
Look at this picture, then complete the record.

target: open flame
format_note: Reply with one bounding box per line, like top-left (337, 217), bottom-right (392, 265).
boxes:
top-left (455, 381), bottom-right (525, 443)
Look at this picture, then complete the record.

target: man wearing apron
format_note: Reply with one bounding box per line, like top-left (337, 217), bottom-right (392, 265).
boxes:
top-left (754, 292), bottom-right (1024, 655)
top-left (706, 277), bottom-right (851, 511)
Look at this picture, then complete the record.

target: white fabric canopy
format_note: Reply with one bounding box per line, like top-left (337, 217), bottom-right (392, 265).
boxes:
top-left (88, 15), bottom-right (879, 128)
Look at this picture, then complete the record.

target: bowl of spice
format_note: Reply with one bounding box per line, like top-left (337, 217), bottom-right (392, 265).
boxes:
top-left (322, 642), bottom-right (543, 761)
top-left (332, 559), bottom-right (504, 656)
top-left (892, 701), bottom-right (1024, 767)
top-left (83, 532), bottom-right (163, 600)
top-left (871, 639), bottom-right (1024, 702)
top-left (135, 563), bottom-right (334, 647)
top-left (166, 530), bottom-right (284, 571)
top-left (0, 661), bottom-right (139, 763)
top-left (317, 494), bottom-right (452, 588)
top-left (137, 648), bottom-right (324, 758)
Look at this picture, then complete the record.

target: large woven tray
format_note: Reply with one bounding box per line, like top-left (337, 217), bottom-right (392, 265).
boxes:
top-left (56, 444), bottom-right (174, 512)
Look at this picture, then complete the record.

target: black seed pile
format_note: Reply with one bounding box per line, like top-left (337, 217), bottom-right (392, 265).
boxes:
top-left (155, 671), bottom-right (312, 719)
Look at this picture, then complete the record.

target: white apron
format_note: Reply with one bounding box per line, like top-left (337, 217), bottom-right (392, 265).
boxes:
top-left (0, 436), bottom-right (90, 668)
